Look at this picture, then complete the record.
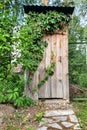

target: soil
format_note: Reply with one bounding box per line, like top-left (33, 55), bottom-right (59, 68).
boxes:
top-left (69, 84), bottom-right (87, 98)
top-left (0, 103), bottom-right (44, 130)
top-left (0, 83), bottom-right (87, 130)
top-left (0, 103), bottom-right (77, 130)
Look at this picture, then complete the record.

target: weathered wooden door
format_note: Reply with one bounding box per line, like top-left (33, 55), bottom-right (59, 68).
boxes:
top-left (37, 31), bottom-right (69, 99)
top-left (38, 34), bottom-right (63, 98)
top-left (24, 30), bottom-right (69, 100)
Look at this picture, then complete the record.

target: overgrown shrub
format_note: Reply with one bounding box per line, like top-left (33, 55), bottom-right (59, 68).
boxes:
top-left (0, 8), bottom-right (71, 107)
top-left (0, 73), bottom-right (35, 108)
top-left (78, 73), bottom-right (87, 88)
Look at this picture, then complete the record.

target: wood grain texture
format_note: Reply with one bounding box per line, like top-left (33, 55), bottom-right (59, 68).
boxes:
top-left (45, 35), bottom-right (51, 98)
top-left (51, 34), bottom-right (57, 98)
top-left (38, 36), bottom-right (46, 98)
top-left (62, 29), bottom-right (69, 99)
top-left (56, 35), bottom-right (63, 98)
top-left (25, 28), bottom-right (69, 100)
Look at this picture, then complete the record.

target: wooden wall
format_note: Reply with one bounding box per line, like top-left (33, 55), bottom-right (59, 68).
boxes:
top-left (24, 28), bottom-right (69, 101)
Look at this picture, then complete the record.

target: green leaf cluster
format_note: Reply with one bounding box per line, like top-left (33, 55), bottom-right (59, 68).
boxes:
top-left (68, 9), bottom-right (87, 89)
top-left (0, 73), bottom-right (35, 108)
top-left (45, 62), bottom-right (55, 76)
top-left (38, 62), bottom-right (55, 88)
top-left (0, 11), bottom-right (16, 80)
top-left (18, 11), bottom-right (71, 74)
top-left (0, 9), bottom-right (71, 107)
top-left (34, 111), bottom-right (44, 122)
top-left (69, 44), bottom-right (87, 88)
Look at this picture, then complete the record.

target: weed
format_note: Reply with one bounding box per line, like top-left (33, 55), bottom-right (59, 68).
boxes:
top-left (73, 101), bottom-right (87, 130)
top-left (34, 111), bottom-right (44, 122)
top-left (26, 126), bottom-right (33, 130)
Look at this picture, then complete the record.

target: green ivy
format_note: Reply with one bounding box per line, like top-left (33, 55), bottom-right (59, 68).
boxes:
top-left (16, 11), bottom-right (71, 96)
top-left (38, 62), bottom-right (55, 88)
top-left (0, 10), bottom-right (71, 107)
top-left (17, 11), bottom-right (71, 75)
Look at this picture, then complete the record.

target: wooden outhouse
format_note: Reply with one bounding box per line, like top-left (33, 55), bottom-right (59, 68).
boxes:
top-left (23, 5), bottom-right (74, 101)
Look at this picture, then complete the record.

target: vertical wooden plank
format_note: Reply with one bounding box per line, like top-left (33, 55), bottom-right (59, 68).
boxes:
top-left (44, 35), bottom-right (51, 98)
top-left (56, 34), bottom-right (63, 98)
top-left (38, 35), bottom-right (51, 98)
top-left (38, 36), bottom-right (46, 98)
top-left (62, 29), bottom-right (69, 100)
top-left (51, 34), bottom-right (57, 97)
top-left (32, 70), bottom-right (39, 100)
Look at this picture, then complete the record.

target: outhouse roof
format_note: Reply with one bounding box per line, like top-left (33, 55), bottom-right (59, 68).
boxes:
top-left (23, 5), bottom-right (74, 15)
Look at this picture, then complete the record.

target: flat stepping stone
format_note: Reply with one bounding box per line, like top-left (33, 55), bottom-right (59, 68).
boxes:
top-left (74, 123), bottom-right (81, 130)
top-left (61, 122), bottom-right (74, 128)
top-left (52, 116), bottom-right (67, 121)
top-left (42, 118), bottom-right (54, 123)
top-left (44, 109), bottom-right (74, 117)
top-left (39, 118), bottom-right (54, 126)
top-left (37, 126), bottom-right (47, 130)
top-left (37, 109), bottom-right (81, 130)
top-left (69, 115), bottom-right (78, 123)
top-left (48, 123), bottom-right (62, 129)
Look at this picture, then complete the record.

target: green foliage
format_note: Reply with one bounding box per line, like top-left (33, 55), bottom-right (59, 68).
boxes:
top-left (0, 73), bottom-right (35, 108)
top-left (0, 92), bottom-right (7, 103)
top-left (74, 0), bottom-right (87, 23)
top-left (22, 115), bottom-right (29, 124)
top-left (7, 88), bottom-right (19, 101)
top-left (38, 76), bottom-right (48, 88)
top-left (31, 87), bottom-right (38, 93)
top-left (38, 63), bottom-right (55, 88)
top-left (73, 101), bottom-right (87, 129)
top-left (26, 126), bottom-right (33, 130)
top-left (17, 11), bottom-right (71, 74)
top-left (11, 92), bottom-right (35, 108)
top-left (0, 12), bottom-right (16, 80)
top-left (68, 15), bottom-right (87, 87)
top-left (0, 6), bottom-right (71, 107)
top-left (17, 11), bottom-right (70, 90)
top-left (6, 126), bottom-right (20, 130)
top-left (34, 111), bottom-right (44, 122)
top-left (69, 44), bottom-right (87, 87)
top-left (78, 73), bottom-right (87, 88)
top-left (68, 0), bottom-right (87, 89)
top-left (61, 0), bottom-right (75, 7)
top-left (69, 15), bottom-right (85, 42)
top-left (45, 62), bottom-right (55, 76)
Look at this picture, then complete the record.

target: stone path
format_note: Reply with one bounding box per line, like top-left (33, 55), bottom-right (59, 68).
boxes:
top-left (37, 109), bottom-right (81, 130)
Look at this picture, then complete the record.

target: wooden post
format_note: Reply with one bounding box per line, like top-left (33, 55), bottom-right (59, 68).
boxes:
top-left (42, 0), bottom-right (48, 6)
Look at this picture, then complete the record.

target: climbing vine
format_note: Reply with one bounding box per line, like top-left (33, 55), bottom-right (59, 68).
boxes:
top-left (0, 10), bottom-right (71, 107)
top-left (16, 11), bottom-right (71, 90)
top-left (17, 11), bottom-right (71, 75)
top-left (38, 62), bottom-right (55, 88)
top-left (14, 11), bottom-right (71, 96)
